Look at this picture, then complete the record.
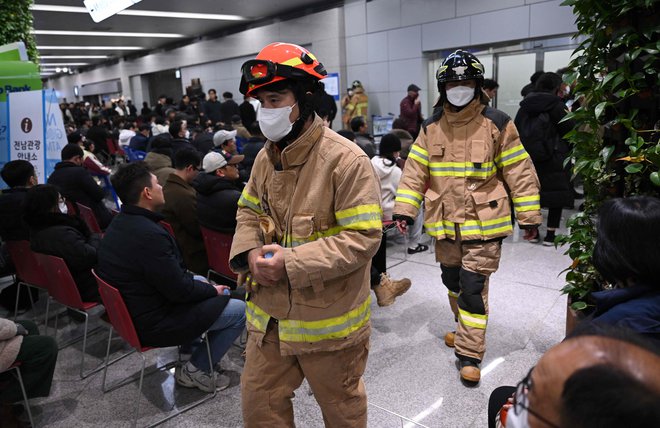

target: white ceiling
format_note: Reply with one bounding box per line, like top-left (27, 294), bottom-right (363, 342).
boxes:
top-left (32, 0), bottom-right (334, 77)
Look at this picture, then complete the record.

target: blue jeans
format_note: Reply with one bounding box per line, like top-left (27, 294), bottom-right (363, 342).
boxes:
top-left (190, 298), bottom-right (246, 372)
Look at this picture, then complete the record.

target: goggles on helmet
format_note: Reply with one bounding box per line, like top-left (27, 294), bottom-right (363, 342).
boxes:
top-left (240, 58), bottom-right (326, 95)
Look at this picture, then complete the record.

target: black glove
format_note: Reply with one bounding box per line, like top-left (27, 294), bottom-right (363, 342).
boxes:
top-left (15, 323), bottom-right (28, 336)
top-left (392, 214), bottom-right (414, 226)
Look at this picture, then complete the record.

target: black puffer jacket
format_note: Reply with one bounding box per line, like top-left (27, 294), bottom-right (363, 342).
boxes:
top-left (97, 204), bottom-right (228, 347)
top-left (194, 173), bottom-right (241, 233)
top-left (515, 92), bottom-right (575, 209)
top-left (47, 161), bottom-right (113, 229)
top-left (26, 212), bottom-right (100, 302)
top-left (0, 188), bottom-right (29, 241)
top-left (241, 137), bottom-right (265, 179)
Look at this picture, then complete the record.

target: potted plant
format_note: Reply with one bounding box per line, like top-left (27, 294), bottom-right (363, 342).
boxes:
top-left (556, 0), bottom-right (659, 334)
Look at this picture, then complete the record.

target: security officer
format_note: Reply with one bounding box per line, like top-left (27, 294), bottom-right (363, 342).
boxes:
top-left (393, 50), bottom-right (542, 383)
top-left (230, 42), bottom-right (382, 427)
top-left (342, 80), bottom-right (369, 129)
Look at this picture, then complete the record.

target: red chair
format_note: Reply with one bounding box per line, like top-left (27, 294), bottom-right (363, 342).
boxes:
top-left (34, 253), bottom-right (103, 378)
top-left (159, 220), bottom-right (175, 237)
top-left (199, 226), bottom-right (238, 282)
top-left (0, 362), bottom-right (34, 427)
top-left (5, 241), bottom-right (49, 320)
top-left (76, 202), bottom-right (103, 234)
top-left (92, 270), bottom-right (217, 427)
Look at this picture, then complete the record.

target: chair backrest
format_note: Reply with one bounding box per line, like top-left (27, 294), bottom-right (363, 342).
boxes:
top-left (106, 138), bottom-right (117, 156)
top-left (125, 147), bottom-right (146, 162)
top-left (5, 241), bottom-right (49, 290)
top-left (92, 270), bottom-right (145, 350)
top-left (76, 202), bottom-right (102, 234)
top-left (33, 253), bottom-right (86, 309)
top-left (159, 221), bottom-right (175, 237)
top-left (199, 226), bottom-right (237, 279)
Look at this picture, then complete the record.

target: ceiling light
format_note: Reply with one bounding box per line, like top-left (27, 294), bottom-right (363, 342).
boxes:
top-left (39, 62), bottom-right (90, 66)
top-left (30, 5), bottom-right (246, 20)
top-left (41, 55), bottom-right (109, 59)
top-left (55, 67), bottom-right (62, 72)
top-left (37, 46), bottom-right (144, 50)
top-left (34, 30), bottom-right (184, 38)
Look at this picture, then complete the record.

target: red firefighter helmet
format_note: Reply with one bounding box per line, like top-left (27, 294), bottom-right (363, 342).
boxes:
top-left (239, 42), bottom-right (327, 97)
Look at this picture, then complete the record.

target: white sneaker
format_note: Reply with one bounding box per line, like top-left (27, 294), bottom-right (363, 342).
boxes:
top-left (175, 362), bottom-right (230, 392)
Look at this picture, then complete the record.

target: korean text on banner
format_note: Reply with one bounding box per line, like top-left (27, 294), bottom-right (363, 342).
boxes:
top-left (8, 90), bottom-right (45, 181)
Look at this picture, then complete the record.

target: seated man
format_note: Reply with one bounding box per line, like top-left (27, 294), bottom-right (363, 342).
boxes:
top-left (47, 144), bottom-right (113, 230)
top-left (0, 317), bottom-right (58, 426)
top-left (97, 162), bottom-right (245, 392)
top-left (129, 124), bottom-right (151, 152)
top-left (162, 149), bottom-right (207, 275)
top-left (350, 116), bottom-right (376, 158)
top-left (194, 151), bottom-right (244, 232)
top-left (0, 160), bottom-right (37, 241)
top-left (212, 129), bottom-right (238, 155)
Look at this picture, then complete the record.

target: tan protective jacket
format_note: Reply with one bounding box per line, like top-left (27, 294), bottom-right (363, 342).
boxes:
top-left (343, 88), bottom-right (369, 127)
top-left (229, 115), bottom-right (382, 355)
top-left (394, 99), bottom-right (542, 240)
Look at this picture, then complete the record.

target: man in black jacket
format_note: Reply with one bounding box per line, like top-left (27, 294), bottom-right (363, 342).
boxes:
top-left (98, 162), bottom-right (245, 392)
top-left (195, 151), bottom-right (244, 232)
top-left (47, 144), bottom-right (113, 230)
top-left (219, 92), bottom-right (240, 125)
top-left (0, 160), bottom-right (37, 241)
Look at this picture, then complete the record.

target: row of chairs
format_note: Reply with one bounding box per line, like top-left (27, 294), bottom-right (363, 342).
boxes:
top-left (5, 240), bottom-right (218, 427)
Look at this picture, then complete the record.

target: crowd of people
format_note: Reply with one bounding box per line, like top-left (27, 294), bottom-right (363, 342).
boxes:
top-left (0, 41), bottom-right (658, 427)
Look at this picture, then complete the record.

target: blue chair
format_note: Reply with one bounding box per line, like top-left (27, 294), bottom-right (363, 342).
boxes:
top-left (125, 148), bottom-right (146, 162)
top-left (92, 173), bottom-right (121, 210)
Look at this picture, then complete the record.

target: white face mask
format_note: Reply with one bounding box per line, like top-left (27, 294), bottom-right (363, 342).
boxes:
top-left (258, 103), bottom-right (297, 142)
top-left (59, 201), bottom-right (68, 214)
top-left (446, 85), bottom-right (475, 107)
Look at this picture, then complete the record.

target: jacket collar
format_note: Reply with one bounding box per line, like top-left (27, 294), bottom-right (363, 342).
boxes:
top-left (443, 98), bottom-right (483, 127)
top-left (121, 204), bottom-right (165, 222)
top-left (166, 172), bottom-right (192, 190)
top-left (265, 115), bottom-right (325, 169)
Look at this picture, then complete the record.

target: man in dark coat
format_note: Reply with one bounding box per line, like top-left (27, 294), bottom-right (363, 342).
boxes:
top-left (195, 151), bottom-right (244, 232)
top-left (203, 89), bottom-right (222, 126)
top-left (514, 72), bottom-right (575, 245)
top-left (0, 160), bottom-right (37, 241)
top-left (239, 96), bottom-right (257, 128)
top-left (219, 92), bottom-right (240, 125)
top-left (97, 162), bottom-right (245, 392)
top-left (47, 144), bottom-right (113, 230)
top-left (128, 124), bottom-right (151, 151)
top-left (85, 116), bottom-right (110, 155)
top-left (162, 149), bottom-right (207, 275)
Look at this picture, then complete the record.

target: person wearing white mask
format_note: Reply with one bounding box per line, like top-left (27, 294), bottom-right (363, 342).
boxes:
top-left (393, 49), bottom-right (542, 384)
top-left (231, 42), bottom-right (382, 427)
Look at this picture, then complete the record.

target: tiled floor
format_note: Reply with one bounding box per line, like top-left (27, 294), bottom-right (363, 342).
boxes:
top-left (1, 207), bottom-right (577, 427)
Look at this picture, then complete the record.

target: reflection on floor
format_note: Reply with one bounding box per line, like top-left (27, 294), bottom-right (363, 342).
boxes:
top-left (0, 207), bottom-right (577, 427)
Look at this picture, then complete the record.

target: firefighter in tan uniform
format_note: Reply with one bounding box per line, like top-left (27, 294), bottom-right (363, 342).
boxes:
top-left (393, 50), bottom-right (542, 384)
top-left (342, 80), bottom-right (369, 129)
top-left (230, 43), bottom-right (382, 427)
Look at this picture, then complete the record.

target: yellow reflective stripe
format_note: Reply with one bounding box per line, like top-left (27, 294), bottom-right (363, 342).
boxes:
top-left (278, 296), bottom-right (371, 342)
top-left (458, 308), bottom-right (487, 329)
top-left (409, 145), bottom-right (429, 166)
top-left (395, 189), bottom-right (423, 209)
top-left (246, 300), bottom-right (270, 332)
top-left (335, 204), bottom-right (383, 230)
top-left (496, 144), bottom-right (529, 167)
top-left (424, 220), bottom-right (456, 238)
top-left (281, 57), bottom-right (303, 67)
top-left (428, 161), bottom-right (497, 178)
top-left (448, 290), bottom-right (459, 298)
top-left (459, 216), bottom-right (512, 236)
top-left (513, 195), bottom-right (541, 212)
top-left (238, 189), bottom-right (263, 214)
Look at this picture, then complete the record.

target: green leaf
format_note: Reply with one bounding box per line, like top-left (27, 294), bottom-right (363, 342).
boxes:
top-left (625, 163), bottom-right (644, 173)
top-left (594, 101), bottom-right (607, 119)
top-left (600, 145), bottom-right (615, 163)
top-left (571, 301), bottom-right (588, 311)
top-left (650, 171), bottom-right (660, 187)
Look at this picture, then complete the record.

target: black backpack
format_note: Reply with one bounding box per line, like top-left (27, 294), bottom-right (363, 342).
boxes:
top-left (517, 110), bottom-right (558, 163)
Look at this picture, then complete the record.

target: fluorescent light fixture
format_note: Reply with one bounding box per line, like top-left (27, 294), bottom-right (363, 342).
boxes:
top-left (41, 55), bottom-right (109, 59)
top-left (34, 30), bottom-right (184, 38)
top-left (84, 0), bottom-right (143, 22)
top-left (38, 46), bottom-right (143, 50)
top-left (30, 4), bottom-right (246, 21)
top-left (40, 62), bottom-right (90, 66)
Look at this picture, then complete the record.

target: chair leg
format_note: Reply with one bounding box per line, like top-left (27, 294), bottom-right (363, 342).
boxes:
top-left (80, 310), bottom-right (89, 379)
top-left (13, 366), bottom-right (34, 428)
top-left (13, 282), bottom-right (22, 321)
top-left (102, 327), bottom-right (113, 392)
top-left (44, 296), bottom-right (51, 336)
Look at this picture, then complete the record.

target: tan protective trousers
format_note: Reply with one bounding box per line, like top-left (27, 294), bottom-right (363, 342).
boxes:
top-left (241, 319), bottom-right (370, 427)
top-left (435, 229), bottom-right (502, 362)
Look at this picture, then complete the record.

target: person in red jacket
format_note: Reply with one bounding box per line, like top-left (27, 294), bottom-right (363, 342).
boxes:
top-left (399, 83), bottom-right (423, 139)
